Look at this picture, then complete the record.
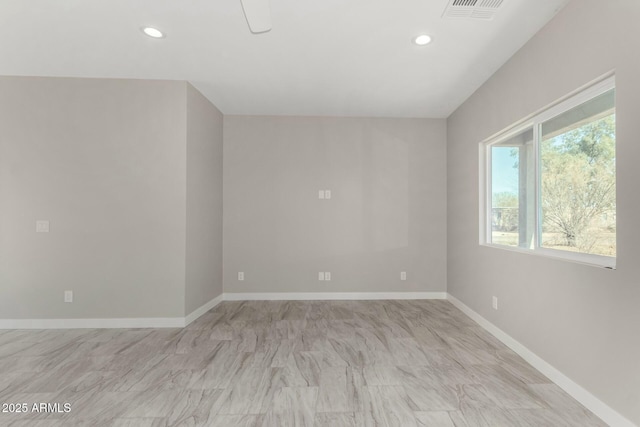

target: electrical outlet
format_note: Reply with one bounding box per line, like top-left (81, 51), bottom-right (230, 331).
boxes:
top-left (325, 190), bottom-right (331, 199)
top-left (400, 271), bottom-right (407, 281)
top-left (325, 272), bottom-right (331, 281)
top-left (318, 272), bottom-right (325, 281)
top-left (64, 290), bottom-right (73, 303)
top-left (492, 296), bottom-right (498, 310)
top-left (36, 220), bottom-right (50, 233)
top-left (238, 272), bottom-right (244, 281)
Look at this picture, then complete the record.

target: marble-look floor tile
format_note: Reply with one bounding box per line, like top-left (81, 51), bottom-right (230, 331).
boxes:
top-left (361, 385), bottom-right (418, 427)
top-left (315, 366), bottom-right (364, 413)
top-left (278, 353), bottom-right (322, 387)
top-left (6, 420), bottom-right (65, 427)
top-left (207, 414), bottom-right (264, 427)
top-left (459, 407), bottom-right (525, 427)
top-left (506, 408), bottom-right (576, 427)
top-left (215, 366), bottom-right (282, 415)
top-left (110, 419), bottom-right (166, 427)
top-left (0, 300), bottom-right (604, 427)
top-left (527, 383), bottom-right (586, 410)
top-left (467, 364), bottom-right (547, 409)
top-left (363, 365), bottom-right (404, 386)
top-left (312, 412), bottom-right (364, 427)
top-left (261, 387), bottom-right (317, 427)
top-left (386, 338), bottom-right (430, 366)
top-left (414, 411), bottom-right (456, 427)
top-left (121, 390), bottom-right (182, 418)
top-left (404, 383), bottom-right (459, 411)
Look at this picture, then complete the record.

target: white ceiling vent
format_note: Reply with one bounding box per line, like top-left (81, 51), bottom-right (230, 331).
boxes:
top-left (443, 0), bottom-right (504, 20)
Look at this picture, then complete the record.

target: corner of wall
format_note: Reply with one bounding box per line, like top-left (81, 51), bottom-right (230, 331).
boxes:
top-left (184, 83), bottom-right (225, 316)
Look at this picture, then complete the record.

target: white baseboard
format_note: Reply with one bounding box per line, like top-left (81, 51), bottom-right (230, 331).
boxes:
top-left (223, 291), bottom-right (447, 301)
top-left (447, 293), bottom-right (635, 427)
top-left (0, 317), bottom-right (184, 329)
top-left (0, 292), bottom-right (448, 330)
top-left (184, 294), bottom-right (224, 326)
top-left (0, 294), bottom-right (225, 330)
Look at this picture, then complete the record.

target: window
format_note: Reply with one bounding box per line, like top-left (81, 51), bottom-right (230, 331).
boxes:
top-left (481, 76), bottom-right (616, 268)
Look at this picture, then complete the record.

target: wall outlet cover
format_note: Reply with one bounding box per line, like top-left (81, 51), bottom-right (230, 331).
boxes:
top-left (36, 220), bottom-right (50, 233)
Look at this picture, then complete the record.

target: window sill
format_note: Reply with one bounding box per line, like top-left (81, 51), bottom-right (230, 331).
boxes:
top-left (480, 243), bottom-right (616, 270)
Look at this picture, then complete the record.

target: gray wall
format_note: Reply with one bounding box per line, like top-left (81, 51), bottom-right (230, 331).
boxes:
top-left (185, 83), bottom-right (224, 314)
top-left (0, 77), bottom-right (187, 318)
top-left (223, 116), bottom-right (447, 294)
top-left (447, 0), bottom-right (640, 423)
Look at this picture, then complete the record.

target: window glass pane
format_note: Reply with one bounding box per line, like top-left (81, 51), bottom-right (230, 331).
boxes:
top-left (540, 89), bottom-right (616, 257)
top-left (490, 128), bottom-right (534, 248)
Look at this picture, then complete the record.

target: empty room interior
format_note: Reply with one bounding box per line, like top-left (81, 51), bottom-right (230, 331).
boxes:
top-left (1, 0), bottom-right (639, 426)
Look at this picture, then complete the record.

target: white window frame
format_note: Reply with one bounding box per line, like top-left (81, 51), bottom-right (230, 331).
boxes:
top-left (479, 75), bottom-right (616, 269)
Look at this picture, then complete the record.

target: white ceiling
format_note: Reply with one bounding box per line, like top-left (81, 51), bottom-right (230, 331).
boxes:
top-left (0, 0), bottom-right (569, 118)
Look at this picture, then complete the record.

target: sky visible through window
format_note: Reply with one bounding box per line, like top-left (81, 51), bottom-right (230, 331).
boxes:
top-left (492, 147), bottom-right (518, 196)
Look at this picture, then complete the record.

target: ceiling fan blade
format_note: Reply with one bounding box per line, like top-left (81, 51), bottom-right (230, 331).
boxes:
top-left (240, 0), bottom-right (272, 33)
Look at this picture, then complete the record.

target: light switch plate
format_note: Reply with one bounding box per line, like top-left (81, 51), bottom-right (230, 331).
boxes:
top-left (318, 272), bottom-right (325, 281)
top-left (325, 272), bottom-right (331, 281)
top-left (400, 272), bottom-right (407, 281)
top-left (325, 190), bottom-right (331, 199)
top-left (318, 190), bottom-right (325, 199)
top-left (36, 220), bottom-right (50, 233)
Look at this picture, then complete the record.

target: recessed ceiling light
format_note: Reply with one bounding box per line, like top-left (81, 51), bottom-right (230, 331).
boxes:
top-left (142, 27), bottom-right (165, 39)
top-left (413, 34), bottom-right (432, 46)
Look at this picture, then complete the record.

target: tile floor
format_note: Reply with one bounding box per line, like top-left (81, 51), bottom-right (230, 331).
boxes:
top-left (0, 300), bottom-right (606, 426)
